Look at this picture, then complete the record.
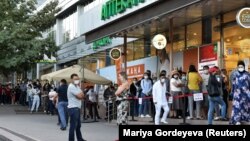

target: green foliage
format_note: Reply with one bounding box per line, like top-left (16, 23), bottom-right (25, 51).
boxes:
top-left (0, 0), bottom-right (60, 76)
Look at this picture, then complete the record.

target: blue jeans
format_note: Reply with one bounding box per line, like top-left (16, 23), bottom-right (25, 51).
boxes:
top-left (208, 96), bottom-right (226, 125)
top-left (28, 96), bottom-right (33, 110)
top-left (58, 101), bottom-right (68, 128)
top-left (68, 108), bottom-right (84, 141)
top-left (139, 93), bottom-right (149, 116)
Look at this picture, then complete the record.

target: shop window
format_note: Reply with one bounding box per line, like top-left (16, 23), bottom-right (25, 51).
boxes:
top-left (133, 39), bottom-right (145, 60)
top-left (212, 17), bottom-right (220, 43)
top-left (186, 21), bottom-right (202, 48)
top-left (127, 42), bottom-right (134, 61)
top-left (173, 26), bottom-right (185, 52)
top-left (224, 23), bottom-right (250, 71)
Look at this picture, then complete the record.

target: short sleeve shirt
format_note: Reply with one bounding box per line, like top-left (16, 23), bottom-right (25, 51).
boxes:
top-left (67, 83), bottom-right (82, 108)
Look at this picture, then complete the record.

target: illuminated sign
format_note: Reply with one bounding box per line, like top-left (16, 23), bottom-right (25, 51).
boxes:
top-left (101, 0), bottom-right (145, 20)
top-left (236, 7), bottom-right (250, 28)
top-left (93, 37), bottom-right (112, 50)
top-left (109, 48), bottom-right (121, 60)
top-left (152, 34), bottom-right (167, 49)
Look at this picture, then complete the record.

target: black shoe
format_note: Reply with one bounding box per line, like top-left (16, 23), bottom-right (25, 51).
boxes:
top-left (60, 127), bottom-right (66, 131)
top-left (220, 118), bottom-right (228, 121)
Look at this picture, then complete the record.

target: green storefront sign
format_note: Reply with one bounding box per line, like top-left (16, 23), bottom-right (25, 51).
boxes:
top-left (101, 0), bottom-right (145, 20)
top-left (93, 37), bottom-right (112, 50)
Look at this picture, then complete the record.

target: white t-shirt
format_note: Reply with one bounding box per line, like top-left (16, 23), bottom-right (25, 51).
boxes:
top-left (87, 89), bottom-right (97, 103)
top-left (201, 73), bottom-right (210, 92)
top-left (170, 78), bottom-right (182, 92)
top-left (49, 91), bottom-right (57, 101)
top-left (67, 83), bottom-right (82, 109)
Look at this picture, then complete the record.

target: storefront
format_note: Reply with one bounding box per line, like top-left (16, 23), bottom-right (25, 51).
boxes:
top-left (81, 0), bottom-right (250, 82)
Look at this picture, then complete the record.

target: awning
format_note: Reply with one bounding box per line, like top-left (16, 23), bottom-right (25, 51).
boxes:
top-left (41, 65), bottom-right (112, 85)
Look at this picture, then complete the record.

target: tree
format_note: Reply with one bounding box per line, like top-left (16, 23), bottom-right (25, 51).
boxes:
top-left (0, 0), bottom-right (60, 78)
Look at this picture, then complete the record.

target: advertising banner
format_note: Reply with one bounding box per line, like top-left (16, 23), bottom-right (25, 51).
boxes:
top-left (198, 44), bottom-right (218, 71)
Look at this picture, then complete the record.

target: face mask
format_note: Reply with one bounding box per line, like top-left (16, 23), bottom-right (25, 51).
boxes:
top-left (144, 76), bottom-right (148, 79)
top-left (204, 70), bottom-right (209, 74)
top-left (182, 76), bottom-right (186, 80)
top-left (133, 81), bottom-right (137, 84)
top-left (74, 80), bottom-right (80, 85)
top-left (174, 75), bottom-right (178, 79)
top-left (161, 78), bottom-right (165, 83)
top-left (238, 68), bottom-right (244, 72)
top-left (153, 80), bottom-right (156, 83)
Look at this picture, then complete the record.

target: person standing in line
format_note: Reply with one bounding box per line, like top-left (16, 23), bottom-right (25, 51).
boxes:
top-left (187, 65), bottom-right (202, 120)
top-left (67, 74), bottom-right (86, 141)
top-left (31, 85), bottom-right (40, 113)
top-left (200, 65), bottom-right (210, 119)
top-left (103, 84), bottom-right (115, 121)
top-left (139, 72), bottom-right (153, 118)
top-left (230, 61), bottom-right (250, 125)
top-left (56, 79), bottom-right (68, 131)
top-left (153, 73), bottom-right (170, 125)
top-left (43, 80), bottom-right (51, 114)
top-left (0, 84), bottom-right (4, 105)
top-left (170, 70), bottom-right (184, 118)
top-left (207, 66), bottom-right (227, 125)
top-left (129, 77), bottom-right (140, 117)
top-left (20, 80), bottom-right (27, 106)
top-left (48, 88), bottom-right (57, 115)
top-left (27, 84), bottom-right (34, 110)
top-left (115, 72), bottom-right (130, 125)
top-left (87, 86), bottom-right (101, 119)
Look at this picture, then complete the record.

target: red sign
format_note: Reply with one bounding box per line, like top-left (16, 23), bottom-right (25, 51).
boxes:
top-left (199, 44), bottom-right (217, 63)
top-left (126, 64), bottom-right (145, 82)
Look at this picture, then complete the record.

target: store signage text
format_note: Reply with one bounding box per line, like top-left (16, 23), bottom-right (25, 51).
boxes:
top-left (236, 7), bottom-right (250, 28)
top-left (93, 37), bottom-right (112, 50)
top-left (127, 64), bottom-right (145, 80)
top-left (101, 0), bottom-right (145, 20)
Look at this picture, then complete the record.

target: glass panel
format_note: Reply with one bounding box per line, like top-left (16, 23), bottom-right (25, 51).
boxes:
top-left (186, 21), bottom-right (202, 48)
top-left (134, 39), bottom-right (145, 60)
top-left (212, 17), bottom-right (220, 43)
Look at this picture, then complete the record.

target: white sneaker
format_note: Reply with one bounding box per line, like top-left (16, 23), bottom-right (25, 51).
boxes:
top-left (140, 115), bottom-right (145, 118)
top-left (186, 116), bottom-right (193, 120)
top-left (214, 117), bottom-right (221, 121)
top-left (161, 119), bottom-right (168, 124)
top-left (145, 114), bottom-right (151, 118)
top-left (236, 122), bottom-right (241, 125)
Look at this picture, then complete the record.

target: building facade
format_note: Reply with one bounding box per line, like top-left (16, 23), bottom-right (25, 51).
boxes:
top-left (38, 0), bottom-right (250, 83)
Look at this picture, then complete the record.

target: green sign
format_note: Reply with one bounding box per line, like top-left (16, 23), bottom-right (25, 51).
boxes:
top-left (93, 37), bottom-right (112, 50)
top-left (101, 0), bottom-right (145, 20)
top-left (35, 60), bottom-right (57, 63)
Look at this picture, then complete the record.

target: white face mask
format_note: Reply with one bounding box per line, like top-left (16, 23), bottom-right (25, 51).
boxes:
top-left (238, 68), bottom-right (244, 72)
top-left (182, 76), bottom-right (186, 80)
top-left (133, 81), bottom-right (137, 84)
top-left (144, 76), bottom-right (148, 79)
top-left (204, 70), bottom-right (209, 74)
top-left (74, 80), bottom-right (80, 85)
top-left (174, 75), bottom-right (178, 79)
top-left (161, 78), bottom-right (165, 83)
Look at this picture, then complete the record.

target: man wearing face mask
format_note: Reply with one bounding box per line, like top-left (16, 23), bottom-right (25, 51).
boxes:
top-left (207, 66), bottom-right (227, 125)
top-left (153, 73), bottom-right (170, 125)
top-left (67, 74), bottom-right (86, 141)
top-left (230, 61), bottom-right (250, 125)
top-left (201, 65), bottom-right (210, 119)
top-left (140, 72), bottom-right (153, 118)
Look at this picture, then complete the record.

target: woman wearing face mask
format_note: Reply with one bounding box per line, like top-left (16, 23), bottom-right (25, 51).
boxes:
top-left (115, 72), bottom-right (130, 125)
top-left (230, 61), bottom-right (250, 125)
top-left (170, 70), bottom-right (184, 118)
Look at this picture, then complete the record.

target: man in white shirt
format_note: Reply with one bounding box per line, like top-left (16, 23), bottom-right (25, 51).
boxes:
top-left (87, 86), bottom-right (101, 119)
top-left (201, 65), bottom-right (210, 119)
top-left (153, 73), bottom-right (170, 125)
top-left (67, 74), bottom-right (86, 141)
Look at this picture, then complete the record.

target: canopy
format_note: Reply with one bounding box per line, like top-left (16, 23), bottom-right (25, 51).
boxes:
top-left (41, 65), bottom-right (112, 85)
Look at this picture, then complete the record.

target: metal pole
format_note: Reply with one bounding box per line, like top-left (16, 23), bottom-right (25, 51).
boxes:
top-left (219, 14), bottom-right (224, 69)
top-left (169, 18), bottom-right (174, 72)
top-left (123, 33), bottom-right (127, 73)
